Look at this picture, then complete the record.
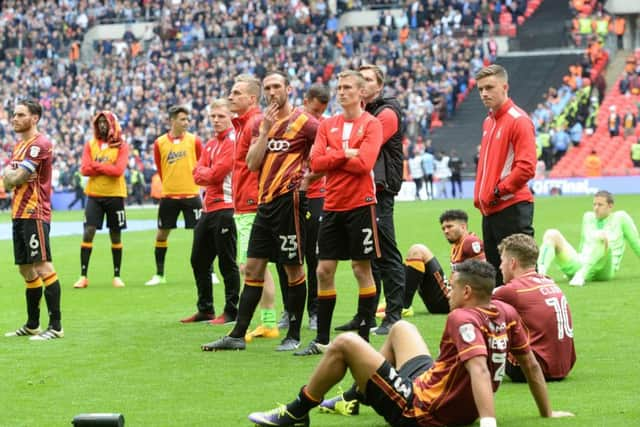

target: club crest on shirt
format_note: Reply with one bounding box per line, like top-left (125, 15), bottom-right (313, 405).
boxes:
top-left (459, 323), bottom-right (476, 343)
top-left (30, 146), bottom-right (40, 158)
top-left (357, 126), bottom-right (363, 136)
top-left (472, 241), bottom-right (482, 254)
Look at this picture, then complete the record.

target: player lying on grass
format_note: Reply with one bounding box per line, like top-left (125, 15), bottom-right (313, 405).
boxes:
top-left (537, 190), bottom-right (640, 286)
top-left (248, 260), bottom-right (573, 427)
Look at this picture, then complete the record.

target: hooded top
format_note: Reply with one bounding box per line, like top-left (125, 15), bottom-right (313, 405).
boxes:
top-left (80, 111), bottom-right (129, 197)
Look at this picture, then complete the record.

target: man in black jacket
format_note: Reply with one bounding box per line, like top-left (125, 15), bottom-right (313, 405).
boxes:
top-left (335, 64), bottom-right (406, 335)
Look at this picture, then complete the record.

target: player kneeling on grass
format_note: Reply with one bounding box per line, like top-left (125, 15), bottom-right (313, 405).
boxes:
top-left (494, 234), bottom-right (576, 382)
top-left (537, 190), bottom-right (640, 287)
top-left (248, 259), bottom-right (574, 427)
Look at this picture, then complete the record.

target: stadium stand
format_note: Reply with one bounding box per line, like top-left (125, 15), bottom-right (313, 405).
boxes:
top-left (550, 52), bottom-right (640, 178)
top-left (3, 0), bottom-right (539, 197)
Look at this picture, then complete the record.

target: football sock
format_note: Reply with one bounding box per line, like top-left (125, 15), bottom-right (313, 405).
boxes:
top-left (287, 386), bottom-right (321, 418)
top-left (154, 240), bottom-right (168, 276)
top-left (228, 280), bottom-right (263, 338)
top-left (419, 257), bottom-right (448, 314)
top-left (286, 275), bottom-right (306, 341)
top-left (357, 285), bottom-right (376, 341)
top-left (316, 288), bottom-right (336, 345)
top-left (80, 242), bottom-right (93, 276)
top-left (25, 277), bottom-right (43, 329)
top-left (111, 242), bottom-right (123, 277)
top-left (260, 308), bottom-right (277, 328)
top-left (276, 263), bottom-right (289, 311)
top-left (342, 383), bottom-right (363, 402)
top-left (537, 242), bottom-right (556, 272)
top-left (43, 273), bottom-right (62, 331)
top-left (403, 259), bottom-right (425, 308)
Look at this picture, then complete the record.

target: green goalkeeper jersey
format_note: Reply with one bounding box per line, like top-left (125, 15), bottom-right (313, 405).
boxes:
top-left (579, 210), bottom-right (640, 273)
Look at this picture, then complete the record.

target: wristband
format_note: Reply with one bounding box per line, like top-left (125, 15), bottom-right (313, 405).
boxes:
top-left (480, 417), bottom-right (497, 427)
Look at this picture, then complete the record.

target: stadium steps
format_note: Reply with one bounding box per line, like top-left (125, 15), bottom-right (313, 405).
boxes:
top-left (431, 53), bottom-right (580, 174)
top-left (509, 0), bottom-right (574, 51)
top-left (550, 70), bottom-right (639, 178)
top-left (604, 50), bottom-right (631, 90)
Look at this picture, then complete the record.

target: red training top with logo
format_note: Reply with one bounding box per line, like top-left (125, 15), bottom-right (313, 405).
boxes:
top-left (408, 301), bottom-right (530, 426)
top-left (310, 112), bottom-right (382, 211)
top-left (493, 272), bottom-right (576, 379)
top-left (251, 109), bottom-right (318, 205)
top-left (474, 98), bottom-right (536, 216)
top-left (450, 232), bottom-right (486, 269)
top-left (10, 133), bottom-right (53, 222)
top-left (193, 128), bottom-right (234, 213)
top-left (232, 106), bottom-right (261, 213)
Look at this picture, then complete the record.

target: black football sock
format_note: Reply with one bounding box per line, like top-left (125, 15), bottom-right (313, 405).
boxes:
top-left (155, 240), bottom-right (168, 276)
top-left (111, 243), bottom-right (123, 277)
top-left (80, 242), bottom-right (93, 276)
top-left (43, 273), bottom-right (62, 331)
top-left (228, 281), bottom-right (263, 338)
top-left (316, 289), bottom-right (336, 345)
top-left (25, 277), bottom-right (43, 329)
top-left (404, 260), bottom-right (425, 308)
top-left (286, 386), bottom-right (321, 418)
top-left (286, 275), bottom-right (306, 341)
top-left (357, 285), bottom-right (377, 341)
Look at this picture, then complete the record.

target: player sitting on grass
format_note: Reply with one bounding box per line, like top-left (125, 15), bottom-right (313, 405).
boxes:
top-left (494, 234), bottom-right (576, 382)
top-left (537, 190), bottom-right (640, 286)
top-left (383, 209), bottom-right (484, 318)
top-left (247, 259), bottom-right (573, 427)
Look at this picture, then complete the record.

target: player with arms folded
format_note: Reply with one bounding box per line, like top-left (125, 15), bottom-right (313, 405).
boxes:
top-left (294, 70), bottom-right (383, 356)
top-left (73, 111), bottom-right (129, 289)
top-left (4, 100), bottom-right (64, 340)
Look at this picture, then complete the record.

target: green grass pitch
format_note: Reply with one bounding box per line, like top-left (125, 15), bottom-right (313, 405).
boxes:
top-left (0, 195), bottom-right (639, 426)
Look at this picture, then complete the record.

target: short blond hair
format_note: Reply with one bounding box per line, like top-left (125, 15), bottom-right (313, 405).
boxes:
top-left (475, 64), bottom-right (509, 82)
top-left (234, 74), bottom-right (262, 99)
top-left (337, 70), bottom-right (366, 88)
top-left (209, 98), bottom-right (230, 111)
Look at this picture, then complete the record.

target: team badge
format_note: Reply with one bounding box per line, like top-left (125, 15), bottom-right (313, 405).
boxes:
top-left (472, 241), bottom-right (482, 254)
top-left (357, 126), bottom-right (363, 136)
top-left (30, 146), bottom-right (40, 158)
top-left (459, 323), bottom-right (476, 343)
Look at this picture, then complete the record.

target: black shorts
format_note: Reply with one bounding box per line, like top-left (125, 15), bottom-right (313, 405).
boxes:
top-left (318, 205), bottom-right (380, 260)
top-left (84, 196), bottom-right (127, 230)
top-left (13, 219), bottom-right (52, 265)
top-left (366, 355), bottom-right (434, 427)
top-left (247, 191), bottom-right (306, 264)
top-left (158, 196), bottom-right (202, 229)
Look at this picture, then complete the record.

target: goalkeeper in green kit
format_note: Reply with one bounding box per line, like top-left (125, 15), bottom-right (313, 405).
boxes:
top-left (537, 190), bottom-right (640, 286)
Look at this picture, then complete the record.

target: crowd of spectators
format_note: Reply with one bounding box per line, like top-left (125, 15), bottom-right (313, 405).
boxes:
top-left (0, 0), bottom-right (518, 196)
top-left (569, 0), bottom-right (626, 51)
